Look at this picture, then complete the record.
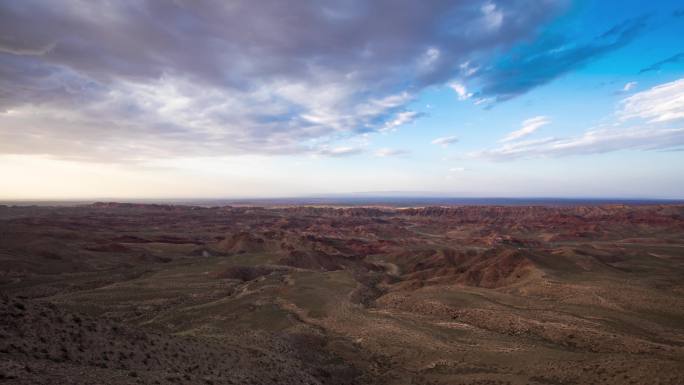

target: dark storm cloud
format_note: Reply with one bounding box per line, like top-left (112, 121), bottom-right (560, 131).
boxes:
top-left (0, 0), bottom-right (564, 161)
top-left (472, 16), bottom-right (648, 102)
top-left (639, 52), bottom-right (684, 74)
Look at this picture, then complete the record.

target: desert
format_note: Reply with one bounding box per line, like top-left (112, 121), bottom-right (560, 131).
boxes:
top-left (1, 203), bottom-right (683, 384)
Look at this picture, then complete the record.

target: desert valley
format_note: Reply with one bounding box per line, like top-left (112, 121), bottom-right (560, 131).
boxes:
top-left (1, 203), bottom-right (683, 384)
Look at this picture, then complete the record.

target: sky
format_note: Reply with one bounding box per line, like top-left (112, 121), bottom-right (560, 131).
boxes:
top-left (1, 0), bottom-right (683, 199)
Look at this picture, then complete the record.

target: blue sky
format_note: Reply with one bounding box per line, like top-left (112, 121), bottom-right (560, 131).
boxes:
top-left (1, 0), bottom-right (683, 199)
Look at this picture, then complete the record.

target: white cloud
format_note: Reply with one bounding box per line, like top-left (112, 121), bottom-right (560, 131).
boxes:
top-left (459, 61), bottom-right (479, 77)
top-left (619, 78), bottom-right (684, 123)
top-left (471, 127), bottom-right (684, 160)
top-left (448, 82), bottom-right (472, 101)
top-left (431, 135), bottom-right (460, 146)
top-left (622, 81), bottom-right (637, 92)
top-left (473, 97), bottom-right (494, 106)
top-left (449, 167), bottom-right (466, 172)
top-left (500, 116), bottom-right (551, 142)
top-left (381, 110), bottom-right (422, 132)
top-left (471, 78), bottom-right (684, 160)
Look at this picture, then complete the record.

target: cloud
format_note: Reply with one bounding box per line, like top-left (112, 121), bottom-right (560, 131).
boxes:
top-left (315, 146), bottom-right (364, 157)
top-left (618, 78), bottom-right (684, 122)
top-left (470, 78), bottom-right (684, 160)
top-left (471, 16), bottom-right (648, 102)
top-left (471, 127), bottom-right (684, 160)
top-left (381, 110), bottom-right (424, 132)
top-left (0, 0), bottom-right (562, 161)
top-left (431, 136), bottom-right (460, 146)
top-left (374, 148), bottom-right (409, 157)
top-left (448, 82), bottom-right (472, 101)
top-left (621, 81), bottom-right (637, 92)
top-left (0, 41), bottom-right (55, 56)
top-left (500, 116), bottom-right (551, 142)
top-left (481, 2), bottom-right (504, 31)
top-left (639, 52), bottom-right (684, 74)
top-left (449, 167), bottom-right (466, 172)
top-left (459, 61), bottom-right (479, 77)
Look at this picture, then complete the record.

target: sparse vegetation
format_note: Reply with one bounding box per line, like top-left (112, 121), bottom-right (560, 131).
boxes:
top-left (1, 203), bottom-right (683, 384)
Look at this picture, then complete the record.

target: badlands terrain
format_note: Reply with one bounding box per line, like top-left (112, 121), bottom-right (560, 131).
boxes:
top-left (1, 203), bottom-right (684, 384)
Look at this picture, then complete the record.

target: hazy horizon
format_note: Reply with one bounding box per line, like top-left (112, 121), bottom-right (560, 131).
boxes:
top-left (2, 194), bottom-right (683, 208)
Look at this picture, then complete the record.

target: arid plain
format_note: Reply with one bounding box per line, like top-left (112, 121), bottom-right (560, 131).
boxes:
top-left (1, 203), bottom-right (684, 384)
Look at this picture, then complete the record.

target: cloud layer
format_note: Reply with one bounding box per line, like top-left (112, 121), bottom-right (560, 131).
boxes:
top-left (0, 0), bottom-right (563, 161)
top-left (471, 78), bottom-right (684, 160)
top-left (463, 16), bottom-right (648, 103)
